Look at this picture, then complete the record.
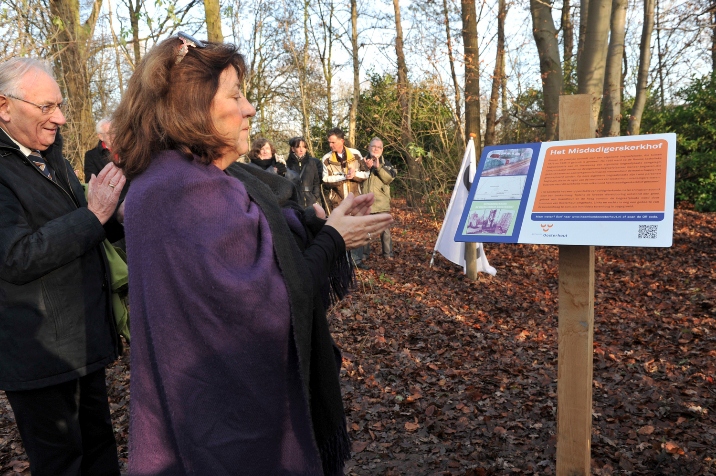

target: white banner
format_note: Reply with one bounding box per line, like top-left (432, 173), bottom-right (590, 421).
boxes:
top-left (432, 139), bottom-right (497, 275)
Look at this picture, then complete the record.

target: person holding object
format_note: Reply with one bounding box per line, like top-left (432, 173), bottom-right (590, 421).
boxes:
top-left (0, 58), bottom-right (125, 476)
top-left (111, 33), bottom-right (392, 475)
top-left (363, 137), bottom-right (396, 260)
top-left (321, 127), bottom-right (370, 268)
top-left (321, 127), bottom-right (368, 212)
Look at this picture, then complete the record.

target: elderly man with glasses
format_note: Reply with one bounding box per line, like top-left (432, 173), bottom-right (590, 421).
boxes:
top-left (0, 58), bottom-right (125, 476)
top-left (362, 137), bottom-right (396, 262)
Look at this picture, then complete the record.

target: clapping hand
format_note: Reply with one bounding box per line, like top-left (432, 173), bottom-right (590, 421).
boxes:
top-left (324, 193), bottom-right (392, 250)
top-left (87, 162), bottom-right (126, 224)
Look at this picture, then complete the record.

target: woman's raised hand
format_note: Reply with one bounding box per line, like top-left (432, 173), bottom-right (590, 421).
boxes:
top-left (324, 193), bottom-right (393, 250)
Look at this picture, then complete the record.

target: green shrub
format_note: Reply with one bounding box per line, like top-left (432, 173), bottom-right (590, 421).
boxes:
top-left (639, 75), bottom-right (716, 211)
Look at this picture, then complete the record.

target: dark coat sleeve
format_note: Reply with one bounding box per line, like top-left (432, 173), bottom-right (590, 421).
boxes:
top-left (301, 226), bottom-right (345, 292)
top-left (0, 183), bottom-right (106, 285)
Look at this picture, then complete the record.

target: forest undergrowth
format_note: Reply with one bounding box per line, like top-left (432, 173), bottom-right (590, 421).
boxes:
top-left (1, 200), bottom-right (714, 475)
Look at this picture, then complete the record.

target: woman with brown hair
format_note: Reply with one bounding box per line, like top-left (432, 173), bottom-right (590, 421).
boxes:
top-left (112, 33), bottom-right (392, 475)
top-left (247, 137), bottom-right (287, 176)
top-left (286, 136), bottom-right (322, 208)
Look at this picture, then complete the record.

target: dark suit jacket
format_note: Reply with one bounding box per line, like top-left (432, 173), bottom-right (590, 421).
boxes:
top-left (0, 129), bottom-right (121, 391)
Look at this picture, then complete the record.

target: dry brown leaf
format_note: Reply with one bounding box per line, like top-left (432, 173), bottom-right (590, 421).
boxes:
top-left (663, 441), bottom-right (684, 455)
top-left (637, 425), bottom-right (654, 435)
top-left (10, 460), bottom-right (30, 472)
top-left (352, 441), bottom-right (369, 453)
top-left (404, 422), bottom-right (419, 431)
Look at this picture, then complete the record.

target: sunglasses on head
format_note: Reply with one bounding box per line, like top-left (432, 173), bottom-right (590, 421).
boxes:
top-left (175, 32), bottom-right (206, 64)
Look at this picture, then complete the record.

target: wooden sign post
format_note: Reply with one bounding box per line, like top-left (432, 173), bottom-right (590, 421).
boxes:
top-left (556, 95), bottom-right (595, 476)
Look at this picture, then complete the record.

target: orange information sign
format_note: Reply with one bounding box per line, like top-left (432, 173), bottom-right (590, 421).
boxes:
top-left (534, 139), bottom-right (668, 212)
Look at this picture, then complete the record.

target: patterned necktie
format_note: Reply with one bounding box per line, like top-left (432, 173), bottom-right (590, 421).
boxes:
top-left (29, 150), bottom-right (54, 181)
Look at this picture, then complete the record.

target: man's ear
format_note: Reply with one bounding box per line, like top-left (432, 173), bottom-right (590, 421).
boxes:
top-left (0, 96), bottom-right (11, 122)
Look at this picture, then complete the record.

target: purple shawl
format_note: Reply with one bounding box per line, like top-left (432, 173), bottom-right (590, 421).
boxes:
top-left (124, 151), bottom-right (324, 475)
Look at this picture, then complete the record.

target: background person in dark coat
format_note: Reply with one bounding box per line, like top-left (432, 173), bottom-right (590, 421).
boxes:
top-left (83, 117), bottom-right (113, 183)
top-left (285, 136), bottom-right (321, 208)
top-left (83, 117), bottom-right (129, 250)
top-left (0, 58), bottom-right (125, 476)
top-left (247, 137), bottom-right (287, 176)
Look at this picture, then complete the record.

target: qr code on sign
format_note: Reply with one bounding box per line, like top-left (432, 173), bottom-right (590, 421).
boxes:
top-left (638, 225), bottom-right (658, 239)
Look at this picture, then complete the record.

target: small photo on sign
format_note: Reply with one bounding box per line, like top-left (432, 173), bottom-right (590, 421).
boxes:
top-left (463, 201), bottom-right (520, 236)
top-left (481, 148), bottom-right (533, 177)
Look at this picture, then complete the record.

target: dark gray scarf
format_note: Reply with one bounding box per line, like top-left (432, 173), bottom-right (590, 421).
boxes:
top-left (226, 163), bottom-right (351, 475)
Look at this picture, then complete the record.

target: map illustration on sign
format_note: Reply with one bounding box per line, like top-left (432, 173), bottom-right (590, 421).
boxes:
top-left (474, 176), bottom-right (527, 200)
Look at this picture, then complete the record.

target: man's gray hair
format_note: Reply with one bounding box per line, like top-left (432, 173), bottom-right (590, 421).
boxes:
top-left (0, 58), bottom-right (55, 97)
top-left (369, 137), bottom-right (383, 146)
top-left (96, 118), bottom-right (112, 134)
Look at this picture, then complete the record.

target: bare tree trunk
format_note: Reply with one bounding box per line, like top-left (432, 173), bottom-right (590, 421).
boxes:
top-left (461, 0), bottom-right (481, 150)
top-left (106, 0), bottom-right (126, 91)
top-left (393, 0), bottom-right (422, 205)
top-left (302, 0), bottom-right (313, 152)
top-left (442, 0), bottom-right (465, 148)
top-left (326, 1), bottom-right (335, 129)
top-left (712, 0), bottom-right (716, 72)
top-left (284, 0), bottom-right (313, 151)
top-left (577, 0), bottom-right (589, 66)
top-left (627, 0), bottom-right (655, 135)
top-left (562, 0), bottom-right (575, 87)
top-left (655, 0), bottom-right (665, 108)
top-left (577, 0), bottom-right (612, 126)
top-left (123, 0), bottom-right (142, 66)
top-left (485, 0), bottom-right (506, 146)
top-left (49, 0), bottom-right (101, 166)
top-left (204, 0), bottom-right (223, 42)
top-left (601, 0), bottom-right (627, 136)
top-left (461, 0), bottom-right (481, 281)
top-left (349, 0), bottom-right (359, 145)
top-left (530, 0), bottom-right (562, 140)
top-left (621, 42), bottom-right (627, 102)
top-left (313, 0), bottom-right (336, 130)
top-left (501, 54), bottom-right (509, 132)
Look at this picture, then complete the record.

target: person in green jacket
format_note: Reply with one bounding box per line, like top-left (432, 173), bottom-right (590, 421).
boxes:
top-left (363, 137), bottom-right (396, 260)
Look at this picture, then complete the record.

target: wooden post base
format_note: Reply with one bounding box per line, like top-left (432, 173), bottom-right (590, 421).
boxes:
top-left (556, 94), bottom-right (596, 476)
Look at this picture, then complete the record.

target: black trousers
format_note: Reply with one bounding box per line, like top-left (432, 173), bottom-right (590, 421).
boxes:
top-left (5, 368), bottom-right (120, 476)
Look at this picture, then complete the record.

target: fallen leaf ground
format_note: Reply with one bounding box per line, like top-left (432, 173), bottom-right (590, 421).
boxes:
top-left (1, 200), bottom-right (714, 475)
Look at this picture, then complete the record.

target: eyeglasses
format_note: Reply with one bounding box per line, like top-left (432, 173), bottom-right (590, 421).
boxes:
top-left (175, 32), bottom-right (206, 64)
top-left (4, 94), bottom-right (64, 115)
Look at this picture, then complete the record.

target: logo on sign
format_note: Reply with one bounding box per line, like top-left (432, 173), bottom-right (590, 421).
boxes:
top-left (540, 223), bottom-right (553, 233)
